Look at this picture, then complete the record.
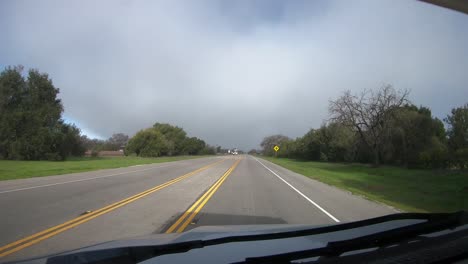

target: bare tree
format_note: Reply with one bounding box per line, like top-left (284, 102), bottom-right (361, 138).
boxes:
top-left (108, 133), bottom-right (129, 148)
top-left (329, 85), bottom-right (410, 165)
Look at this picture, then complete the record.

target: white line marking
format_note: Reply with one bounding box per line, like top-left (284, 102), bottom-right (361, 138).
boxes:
top-left (253, 157), bottom-right (340, 223)
top-left (0, 164), bottom-right (175, 194)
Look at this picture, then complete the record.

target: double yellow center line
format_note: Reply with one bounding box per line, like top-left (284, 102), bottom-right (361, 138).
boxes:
top-left (0, 159), bottom-right (225, 258)
top-left (166, 158), bottom-right (242, 233)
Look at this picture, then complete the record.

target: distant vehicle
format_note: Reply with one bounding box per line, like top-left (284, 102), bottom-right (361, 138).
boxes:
top-left (227, 148), bottom-right (238, 155)
top-left (14, 211), bottom-right (468, 264)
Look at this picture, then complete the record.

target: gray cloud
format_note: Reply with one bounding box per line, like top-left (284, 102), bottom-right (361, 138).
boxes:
top-left (1, 0), bottom-right (468, 150)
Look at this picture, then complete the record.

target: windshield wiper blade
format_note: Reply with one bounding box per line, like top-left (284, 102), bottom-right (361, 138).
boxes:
top-left (239, 211), bottom-right (468, 263)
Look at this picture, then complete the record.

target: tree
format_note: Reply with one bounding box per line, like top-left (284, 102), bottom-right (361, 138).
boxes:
top-left (56, 122), bottom-right (86, 159)
top-left (125, 128), bottom-right (169, 157)
top-left (248, 149), bottom-right (259, 155)
top-left (329, 85), bottom-right (409, 165)
top-left (80, 136), bottom-right (105, 151)
top-left (0, 66), bottom-right (84, 160)
top-left (125, 124), bottom-right (211, 157)
top-left (296, 129), bottom-right (321, 160)
top-left (383, 105), bottom-right (448, 168)
top-left (320, 123), bottom-right (355, 162)
top-left (0, 66), bottom-right (27, 159)
top-left (153, 123), bottom-right (187, 155)
top-left (260, 134), bottom-right (291, 156)
top-left (106, 133), bottom-right (129, 150)
top-left (200, 145), bottom-right (216, 155)
top-left (277, 139), bottom-right (299, 158)
top-left (445, 103), bottom-right (468, 169)
top-left (181, 137), bottom-right (206, 155)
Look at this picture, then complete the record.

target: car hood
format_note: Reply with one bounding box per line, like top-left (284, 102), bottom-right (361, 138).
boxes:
top-left (11, 219), bottom-right (427, 264)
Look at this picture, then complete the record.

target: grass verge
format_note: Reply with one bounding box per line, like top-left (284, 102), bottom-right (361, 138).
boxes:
top-left (261, 156), bottom-right (468, 213)
top-left (0, 156), bottom-right (210, 181)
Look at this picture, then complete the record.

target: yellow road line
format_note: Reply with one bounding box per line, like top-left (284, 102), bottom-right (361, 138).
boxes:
top-left (166, 158), bottom-right (241, 233)
top-left (0, 159), bottom-right (225, 258)
top-left (164, 164), bottom-right (233, 233)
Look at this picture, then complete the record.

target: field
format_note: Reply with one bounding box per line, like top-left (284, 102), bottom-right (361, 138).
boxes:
top-left (0, 156), bottom-right (208, 181)
top-left (263, 157), bottom-right (468, 213)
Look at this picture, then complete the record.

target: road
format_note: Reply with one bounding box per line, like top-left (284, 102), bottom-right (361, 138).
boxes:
top-left (0, 155), bottom-right (397, 262)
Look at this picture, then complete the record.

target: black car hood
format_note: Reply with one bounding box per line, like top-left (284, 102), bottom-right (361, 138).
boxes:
top-left (11, 219), bottom-right (430, 264)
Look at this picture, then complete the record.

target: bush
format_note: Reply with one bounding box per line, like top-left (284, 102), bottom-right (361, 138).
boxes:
top-left (320, 152), bottom-right (328, 162)
top-left (200, 146), bottom-right (216, 155)
top-left (45, 153), bottom-right (63, 161)
top-left (418, 137), bottom-right (448, 169)
top-left (91, 150), bottom-right (99, 157)
top-left (454, 148), bottom-right (468, 169)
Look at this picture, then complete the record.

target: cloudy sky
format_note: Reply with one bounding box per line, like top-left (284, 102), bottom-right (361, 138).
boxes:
top-left (1, 0), bottom-right (468, 150)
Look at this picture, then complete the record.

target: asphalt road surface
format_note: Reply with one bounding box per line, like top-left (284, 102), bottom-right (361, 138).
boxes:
top-left (0, 155), bottom-right (397, 262)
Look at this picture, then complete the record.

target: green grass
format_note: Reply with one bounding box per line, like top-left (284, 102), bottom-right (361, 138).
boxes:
top-left (262, 156), bottom-right (468, 213)
top-left (0, 156), bottom-right (209, 181)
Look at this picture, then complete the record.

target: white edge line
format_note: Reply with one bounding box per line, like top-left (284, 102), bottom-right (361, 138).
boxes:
top-left (0, 164), bottom-right (175, 194)
top-left (253, 156), bottom-right (340, 223)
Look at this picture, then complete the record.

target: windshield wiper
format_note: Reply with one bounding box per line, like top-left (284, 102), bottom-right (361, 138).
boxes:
top-left (238, 211), bottom-right (468, 263)
top-left (46, 212), bottom-right (467, 264)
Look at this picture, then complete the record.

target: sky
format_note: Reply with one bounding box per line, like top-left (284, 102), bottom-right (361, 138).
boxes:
top-left (1, 0), bottom-right (468, 150)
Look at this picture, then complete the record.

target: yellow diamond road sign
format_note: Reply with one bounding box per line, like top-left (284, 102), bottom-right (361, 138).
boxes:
top-left (273, 145), bottom-right (280, 152)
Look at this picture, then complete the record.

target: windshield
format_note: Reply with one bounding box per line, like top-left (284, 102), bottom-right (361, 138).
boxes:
top-left (0, 0), bottom-right (467, 262)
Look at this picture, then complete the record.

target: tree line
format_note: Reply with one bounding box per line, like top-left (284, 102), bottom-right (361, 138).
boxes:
top-left (261, 85), bottom-right (468, 169)
top-left (81, 125), bottom-right (217, 158)
top-left (124, 123), bottom-right (216, 157)
top-left (81, 133), bottom-right (130, 154)
top-left (0, 66), bottom-right (216, 160)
